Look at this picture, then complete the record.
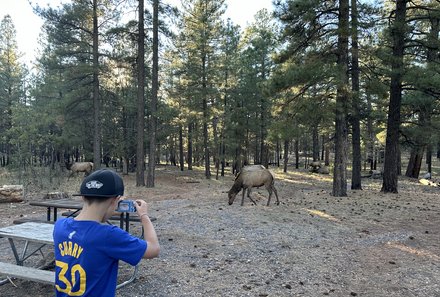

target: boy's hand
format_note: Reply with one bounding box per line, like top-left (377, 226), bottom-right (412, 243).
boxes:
top-left (135, 199), bottom-right (149, 217)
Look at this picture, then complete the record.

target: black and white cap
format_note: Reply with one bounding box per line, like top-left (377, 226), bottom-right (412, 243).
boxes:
top-left (74, 169), bottom-right (124, 198)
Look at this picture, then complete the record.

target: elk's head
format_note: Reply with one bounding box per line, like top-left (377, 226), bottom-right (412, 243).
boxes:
top-left (228, 190), bottom-right (237, 205)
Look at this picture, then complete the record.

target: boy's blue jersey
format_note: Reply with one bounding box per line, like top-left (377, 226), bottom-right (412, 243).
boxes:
top-left (53, 218), bottom-right (147, 296)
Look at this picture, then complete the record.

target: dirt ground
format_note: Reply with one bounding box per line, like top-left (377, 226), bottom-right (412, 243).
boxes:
top-left (0, 165), bottom-right (439, 297)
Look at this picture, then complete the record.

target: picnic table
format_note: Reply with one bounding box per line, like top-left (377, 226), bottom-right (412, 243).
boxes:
top-left (0, 221), bottom-right (139, 288)
top-left (0, 222), bottom-right (55, 285)
top-left (29, 198), bottom-right (82, 222)
top-left (29, 198), bottom-right (137, 232)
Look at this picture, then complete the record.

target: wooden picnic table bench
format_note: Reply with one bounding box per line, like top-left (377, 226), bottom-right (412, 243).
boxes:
top-left (0, 262), bottom-right (54, 285)
top-left (0, 222), bottom-right (55, 285)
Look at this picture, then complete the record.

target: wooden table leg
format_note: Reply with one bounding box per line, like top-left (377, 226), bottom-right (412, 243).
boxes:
top-left (46, 207), bottom-right (51, 221)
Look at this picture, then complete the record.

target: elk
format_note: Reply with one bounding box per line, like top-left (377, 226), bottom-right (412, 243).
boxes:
top-left (228, 165), bottom-right (279, 206)
top-left (65, 162), bottom-right (94, 179)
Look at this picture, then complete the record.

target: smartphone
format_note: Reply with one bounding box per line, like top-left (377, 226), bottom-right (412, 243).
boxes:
top-left (116, 200), bottom-right (137, 212)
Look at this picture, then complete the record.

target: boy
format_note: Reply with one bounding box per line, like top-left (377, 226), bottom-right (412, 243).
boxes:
top-left (53, 169), bottom-right (160, 296)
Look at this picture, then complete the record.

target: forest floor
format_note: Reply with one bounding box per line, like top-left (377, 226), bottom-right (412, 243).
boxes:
top-left (0, 165), bottom-right (439, 297)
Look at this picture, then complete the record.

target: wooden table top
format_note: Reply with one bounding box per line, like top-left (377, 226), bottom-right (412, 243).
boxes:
top-left (0, 222), bottom-right (54, 244)
top-left (29, 198), bottom-right (83, 209)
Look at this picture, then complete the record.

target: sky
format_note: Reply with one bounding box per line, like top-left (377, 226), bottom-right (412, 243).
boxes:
top-left (0, 0), bottom-right (274, 66)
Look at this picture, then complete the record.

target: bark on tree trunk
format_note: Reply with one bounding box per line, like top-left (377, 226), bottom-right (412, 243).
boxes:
top-left (136, 0), bottom-right (146, 186)
top-left (426, 145), bottom-right (432, 174)
top-left (294, 139), bottom-right (299, 169)
top-left (350, 0), bottom-right (362, 190)
top-left (381, 0), bottom-right (407, 193)
top-left (202, 55), bottom-right (210, 178)
top-left (283, 139), bottom-right (289, 173)
top-left (366, 94), bottom-right (374, 171)
top-left (332, 0), bottom-right (349, 197)
top-left (276, 139), bottom-right (280, 167)
top-left (325, 141), bottom-right (330, 167)
top-left (405, 146), bottom-right (424, 179)
top-left (92, 0), bottom-right (101, 171)
top-left (179, 126), bottom-right (184, 171)
top-left (425, 16), bottom-right (439, 173)
top-left (147, 0), bottom-right (159, 188)
top-left (312, 125), bottom-right (319, 162)
top-left (187, 123), bottom-right (193, 170)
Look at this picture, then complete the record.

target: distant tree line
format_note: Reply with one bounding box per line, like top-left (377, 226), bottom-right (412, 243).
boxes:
top-left (0, 0), bottom-right (439, 195)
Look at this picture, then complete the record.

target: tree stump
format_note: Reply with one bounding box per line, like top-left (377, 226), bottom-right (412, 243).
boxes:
top-left (0, 185), bottom-right (24, 203)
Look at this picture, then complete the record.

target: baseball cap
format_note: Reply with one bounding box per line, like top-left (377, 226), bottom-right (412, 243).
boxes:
top-left (74, 169), bottom-right (124, 198)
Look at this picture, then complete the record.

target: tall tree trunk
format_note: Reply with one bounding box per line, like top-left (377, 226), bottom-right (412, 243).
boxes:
top-left (187, 122), bottom-right (193, 170)
top-left (332, 0), bottom-right (349, 197)
top-left (244, 117), bottom-right (250, 165)
top-left (202, 53), bottom-right (210, 178)
top-left (219, 64), bottom-right (228, 178)
top-left (405, 146), bottom-right (424, 178)
top-left (366, 93), bottom-right (374, 171)
top-left (276, 139), bottom-right (281, 167)
top-left (121, 104), bottom-right (129, 175)
top-left (381, 0), bottom-right (406, 193)
top-left (294, 139), bottom-right (299, 169)
top-left (260, 116), bottom-right (266, 166)
top-left (203, 104), bottom-right (210, 178)
top-left (350, 0), bottom-right (362, 190)
top-left (304, 137), bottom-right (309, 169)
top-left (283, 139), bottom-right (289, 173)
top-left (325, 141), bottom-right (330, 167)
top-left (179, 126), bottom-right (184, 171)
top-left (147, 0), bottom-right (159, 187)
top-left (92, 0), bottom-right (101, 171)
top-left (136, 0), bottom-right (146, 186)
top-left (425, 16), bottom-right (439, 174)
top-left (213, 117), bottom-right (219, 180)
top-left (221, 143), bottom-right (225, 176)
top-left (426, 145), bottom-right (432, 174)
top-left (312, 125), bottom-right (319, 161)
top-left (407, 110), bottom-right (430, 177)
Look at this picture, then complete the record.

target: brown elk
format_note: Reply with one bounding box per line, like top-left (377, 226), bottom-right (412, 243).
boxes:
top-left (65, 162), bottom-right (94, 179)
top-left (228, 165), bottom-right (279, 206)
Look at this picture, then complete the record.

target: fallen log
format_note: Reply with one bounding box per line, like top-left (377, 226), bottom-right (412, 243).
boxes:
top-left (0, 185), bottom-right (24, 203)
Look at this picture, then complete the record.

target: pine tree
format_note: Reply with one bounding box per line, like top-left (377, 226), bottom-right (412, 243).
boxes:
top-left (332, 0), bottom-right (349, 197)
top-left (178, 0), bottom-right (226, 178)
top-left (35, 0), bottom-right (124, 166)
top-left (147, 0), bottom-right (160, 187)
top-left (350, 0), bottom-right (362, 190)
top-left (136, 0), bottom-right (146, 186)
top-left (0, 15), bottom-right (26, 167)
top-left (381, 0), bottom-right (407, 193)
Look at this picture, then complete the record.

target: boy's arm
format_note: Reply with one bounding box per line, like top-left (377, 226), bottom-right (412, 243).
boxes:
top-left (140, 214), bottom-right (160, 259)
top-left (135, 199), bottom-right (160, 259)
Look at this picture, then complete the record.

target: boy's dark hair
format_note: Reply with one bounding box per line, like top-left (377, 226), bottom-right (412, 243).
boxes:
top-left (83, 195), bottom-right (115, 204)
